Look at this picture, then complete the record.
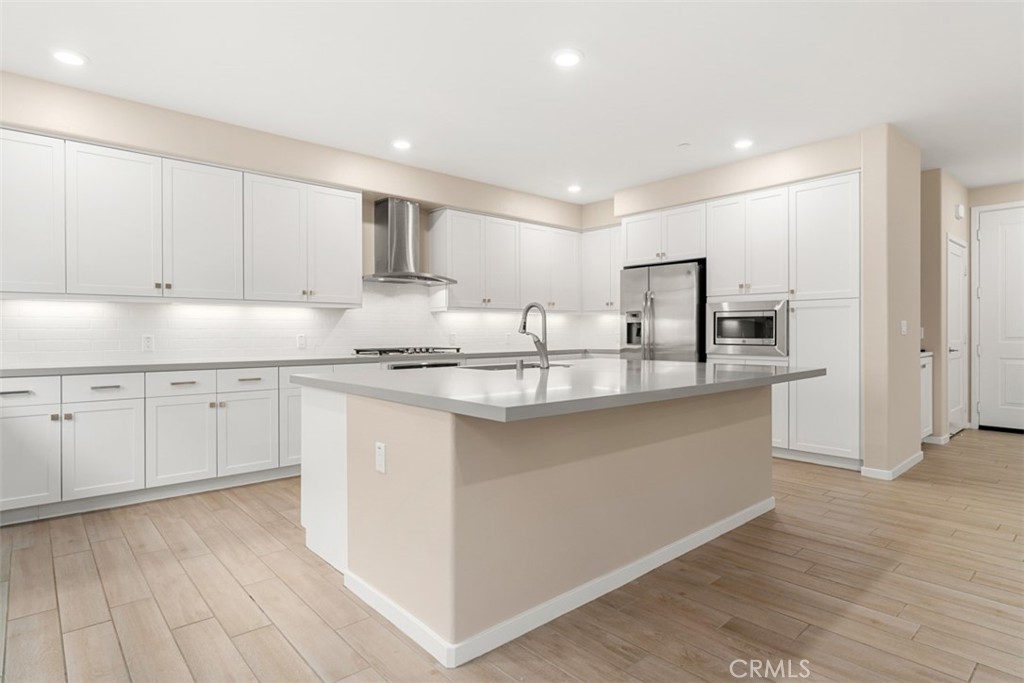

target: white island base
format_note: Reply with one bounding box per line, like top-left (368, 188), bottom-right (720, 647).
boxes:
top-left (300, 382), bottom-right (776, 667)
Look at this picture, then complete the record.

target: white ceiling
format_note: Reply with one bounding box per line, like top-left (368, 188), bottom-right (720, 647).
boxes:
top-left (2, 2), bottom-right (1022, 204)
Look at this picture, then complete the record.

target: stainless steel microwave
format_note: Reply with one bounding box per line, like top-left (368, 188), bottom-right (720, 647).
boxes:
top-left (706, 300), bottom-right (788, 357)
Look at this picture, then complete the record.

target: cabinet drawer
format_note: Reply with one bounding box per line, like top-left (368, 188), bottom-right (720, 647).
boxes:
top-left (0, 376), bottom-right (61, 406)
top-left (146, 370), bottom-right (217, 397)
top-left (63, 373), bottom-right (145, 403)
top-left (217, 367), bottom-right (278, 392)
top-left (279, 364), bottom-right (334, 390)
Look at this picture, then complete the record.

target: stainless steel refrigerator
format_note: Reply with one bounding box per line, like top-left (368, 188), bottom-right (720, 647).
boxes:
top-left (620, 261), bottom-right (705, 361)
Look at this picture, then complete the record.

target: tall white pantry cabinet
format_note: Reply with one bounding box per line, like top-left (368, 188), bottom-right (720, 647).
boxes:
top-left (701, 172), bottom-right (862, 465)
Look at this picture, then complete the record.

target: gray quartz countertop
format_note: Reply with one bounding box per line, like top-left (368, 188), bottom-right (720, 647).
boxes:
top-left (0, 349), bottom-right (611, 378)
top-left (292, 358), bottom-right (826, 422)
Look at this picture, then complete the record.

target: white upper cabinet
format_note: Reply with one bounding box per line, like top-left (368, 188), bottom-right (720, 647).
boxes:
top-left (662, 204), bottom-right (707, 262)
top-left (622, 212), bottom-right (662, 266)
top-left (581, 226), bottom-right (621, 312)
top-left (429, 209), bottom-right (520, 309)
top-left (707, 189), bottom-right (788, 297)
top-left (162, 159), bottom-right (243, 300)
top-left (307, 185), bottom-right (362, 305)
top-left (622, 204), bottom-right (705, 267)
top-left (244, 173), bottom-right (362, 305)
top-left (518, 224), bottom-right (580, 311)
top-left (548, 228), bottom-right (581, 311)
top-left (0, 130), bottom-right (65, 293)
top-left (66, 142), bottom-right (162, 296)
top-left (745, 188), bottom-right (789, 296)
top-left (244, 174), bottom-right (307, 302)
top-left (706, 197), bottom-right (747, 297)
top-left (789, 173), bottom-right (860, 300)
top-left (518, 223), bottom-right (550, 306)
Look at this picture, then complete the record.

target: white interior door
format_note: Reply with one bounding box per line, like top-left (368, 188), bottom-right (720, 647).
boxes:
top-left (978, 206), bottom-right (1024, 430)
top-left (947, 237), bottom-right (968, 433)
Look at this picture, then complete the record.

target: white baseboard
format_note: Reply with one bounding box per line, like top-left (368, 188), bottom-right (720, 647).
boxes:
top-left (860, 451), bottom-right (923, 480)
top-left (923, 433), bottom-right (950, 445)
top-left (345, 496), bottom-right (776, 668)
top-left (0, 466), bottom-right (300, 526)
top-left (772, 448), bottom-right (861, 471)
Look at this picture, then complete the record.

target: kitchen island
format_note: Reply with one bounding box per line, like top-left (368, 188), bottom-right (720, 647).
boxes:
top-left (293, 358), bottom-right (824, 667)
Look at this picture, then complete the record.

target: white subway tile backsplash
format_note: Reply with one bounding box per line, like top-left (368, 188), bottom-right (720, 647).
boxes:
top-left (0, 283), bottom-right (616, 368)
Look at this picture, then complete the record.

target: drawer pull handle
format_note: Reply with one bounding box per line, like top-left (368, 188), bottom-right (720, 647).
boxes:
top-left (237, 377), bottom-right (262, 382)
top-left (170, 381), bottom-right (197, 386)
top-left (91, 385), bottom-right (122, 390)
top-left (0, 390), bottom-right (33, 396)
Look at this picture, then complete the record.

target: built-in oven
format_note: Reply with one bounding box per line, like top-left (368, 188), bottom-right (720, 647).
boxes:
top-left (706, 300), bottom-right (788, 357)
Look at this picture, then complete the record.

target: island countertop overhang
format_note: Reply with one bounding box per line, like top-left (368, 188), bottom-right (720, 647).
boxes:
top-left (291, 358), bottom-right (825, 422)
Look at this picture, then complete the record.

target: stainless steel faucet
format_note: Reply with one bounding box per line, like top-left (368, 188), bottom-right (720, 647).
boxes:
top-left (518, 302), bottom-right (550, 369)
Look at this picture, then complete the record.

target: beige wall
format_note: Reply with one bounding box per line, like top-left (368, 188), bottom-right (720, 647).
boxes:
top-left (580, 199), bottom-right (617, 229)
top-left (347, 389), bottom-right (771, 643)
top-left (969, 181), bottom-right (1024, 208)
top-left (613, 133), bottom-right (861, 216)
top-left (860, 124), bottom-right (922, 472)
top-left (0, 72), bottom-right (582, 235)
top-left (921, 170), bottom-right (970, 437)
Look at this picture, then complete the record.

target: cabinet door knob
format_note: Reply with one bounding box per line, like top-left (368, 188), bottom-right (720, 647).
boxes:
top-left (154, 282), bottom-right (163, 289)
top-left (739, 284), bottom-right (744, 290)
top-left (209, 402), bottom-right (217, 408)
top-left (219, 401), bottom-right (227, 408)
top-left (308, 290), bottom-right (315, 296)
top-left (789, 289), bottom-right (795, 295)
top-left (50, 414), bottom-right (59, 421)
top-left (302, 290), bottom-right (308, 296)
top-left (165, 283), bottom-right (172, 290)
top-left (64, 413), bottom-right (73, 420)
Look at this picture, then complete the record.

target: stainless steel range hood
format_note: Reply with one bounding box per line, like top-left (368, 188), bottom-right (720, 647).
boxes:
top-left (363, 197), bottom-right (456, 286)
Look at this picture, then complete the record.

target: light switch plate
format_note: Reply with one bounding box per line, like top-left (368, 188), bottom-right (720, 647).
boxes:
top-left (375, 442), bottom-right (386, 474)
top-left (900, 320), bottom-right (908, 336)
top-left (296, 334), bottom-right (307, 349)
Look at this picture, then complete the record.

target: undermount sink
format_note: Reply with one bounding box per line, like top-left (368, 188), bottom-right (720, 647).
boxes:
top-left (461, 362), bottom-right (571, 371)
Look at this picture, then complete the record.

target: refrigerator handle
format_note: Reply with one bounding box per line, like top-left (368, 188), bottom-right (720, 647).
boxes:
top-left (646, 291), bottom-right (655, 359)
top-left (643, 290), bottom-right (651, 360)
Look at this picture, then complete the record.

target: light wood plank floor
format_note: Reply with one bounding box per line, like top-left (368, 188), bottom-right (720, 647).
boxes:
top-left (2, 428), bottom-right (1021, 682)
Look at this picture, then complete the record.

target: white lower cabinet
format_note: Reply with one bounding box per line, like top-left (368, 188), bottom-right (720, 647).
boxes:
top-left (146, 394), bottom-right (219, 487)
top-left (921, 356), bottom-right (933, 439)
top-left (279, 389), bottom-right (303, 466)
top-left (0, 404), bottom-right (62, 510)
top-left (62, 399), bottom-right (146, 500)
top-left (788, 299), bottom-right (860, 460)
top-left (218, 390), bottom-right (279, 477)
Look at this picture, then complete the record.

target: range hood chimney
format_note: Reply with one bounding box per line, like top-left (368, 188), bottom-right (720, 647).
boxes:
top-left (363, 197), bottom-right (456, 286)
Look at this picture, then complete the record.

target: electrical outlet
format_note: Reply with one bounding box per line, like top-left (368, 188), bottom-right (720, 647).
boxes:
top-left (142, 334), bottom-right (155, 352)
top-left (375, 442), bottom-right (386, 474)
top-left (900, 320), bottom-right (908, 336)
top-left (296, 334), bottom-right (307, 349)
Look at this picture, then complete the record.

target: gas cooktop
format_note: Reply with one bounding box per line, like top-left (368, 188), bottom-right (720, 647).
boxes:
top-left (354, 347), bottom-right (461, 356)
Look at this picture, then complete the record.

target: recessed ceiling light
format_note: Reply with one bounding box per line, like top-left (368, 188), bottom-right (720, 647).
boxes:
top-left (392, 139), bottom-right (411, 151)
top-left (567, 185), bottom-right (582, 194)
top-left (552, 48), bottom-right (583, 68)
top-left (733, 139), bottom-right (754, 150)
top-left (53, 49), bottom-right (88, 66)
